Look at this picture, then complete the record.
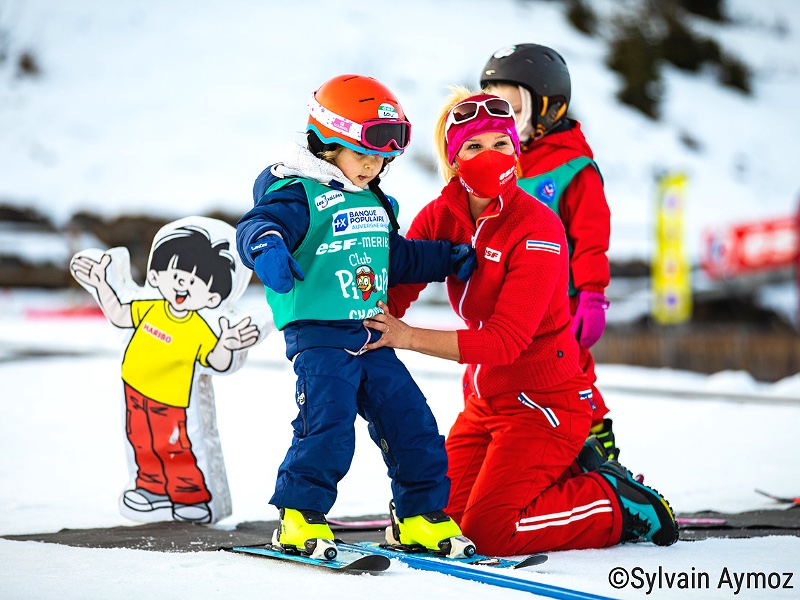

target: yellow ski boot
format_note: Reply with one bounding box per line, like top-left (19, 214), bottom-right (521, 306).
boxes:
top-left (271, 508), bottom-right (337, 560)
top-left (385, 500), bottom-right (476, 559)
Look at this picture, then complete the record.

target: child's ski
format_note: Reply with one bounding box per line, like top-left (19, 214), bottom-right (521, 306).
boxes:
top-left (224, 544), bottom-right (390, 573)
top-left (337, 542), bottom-right (610, 600)
top-left (341, 541), bottom-right (547, 570)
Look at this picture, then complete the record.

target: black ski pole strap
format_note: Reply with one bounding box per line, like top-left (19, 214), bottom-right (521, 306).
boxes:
top-left (368, 178), bottom-right (400, 232)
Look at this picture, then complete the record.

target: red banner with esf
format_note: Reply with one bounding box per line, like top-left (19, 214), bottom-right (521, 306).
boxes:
top-left (702, 216), bottom-right (799, 279)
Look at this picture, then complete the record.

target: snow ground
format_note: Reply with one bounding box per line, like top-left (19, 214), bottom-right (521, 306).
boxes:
top-left (0, 290), bottom-right (798, 599)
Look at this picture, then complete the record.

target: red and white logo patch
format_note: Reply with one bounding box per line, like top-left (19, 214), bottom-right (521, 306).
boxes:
top-left (484, 247), bottom-right (502, 262)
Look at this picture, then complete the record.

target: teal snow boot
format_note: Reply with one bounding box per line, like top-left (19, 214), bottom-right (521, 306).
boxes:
top-left (577, 435), bottom-right (610, 473)
top-left (597, 460), bottom-right (679, 546)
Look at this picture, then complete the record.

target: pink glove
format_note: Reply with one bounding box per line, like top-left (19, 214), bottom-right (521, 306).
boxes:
top-left (571, 291), bottom-right (609, 348)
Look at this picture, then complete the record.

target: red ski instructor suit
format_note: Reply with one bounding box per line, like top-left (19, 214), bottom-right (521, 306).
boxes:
top-left (389, 178), bottom-right (623, 555)
top-left (518, 120), bottom-right (611, 425)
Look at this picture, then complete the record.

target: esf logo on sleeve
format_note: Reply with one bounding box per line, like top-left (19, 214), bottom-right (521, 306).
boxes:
top-left (332, 207), bottom-right (390, 236)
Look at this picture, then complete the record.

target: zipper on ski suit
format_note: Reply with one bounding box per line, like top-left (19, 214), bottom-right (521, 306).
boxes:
top-left (458, 194), bottom-right (505, 400)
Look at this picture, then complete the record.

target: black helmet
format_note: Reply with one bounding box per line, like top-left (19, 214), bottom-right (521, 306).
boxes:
top-left (480, 44), bottom-right (571, 139)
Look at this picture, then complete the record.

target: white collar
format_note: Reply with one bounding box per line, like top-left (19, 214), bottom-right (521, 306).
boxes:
top-left (271, 142), bottom-right (364, 193)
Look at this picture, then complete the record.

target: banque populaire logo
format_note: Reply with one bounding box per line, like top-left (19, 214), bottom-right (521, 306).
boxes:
top-left (332, 207), bottom-right (390, 236)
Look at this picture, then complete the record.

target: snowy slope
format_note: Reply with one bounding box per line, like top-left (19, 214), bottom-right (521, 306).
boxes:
top-left (1, 0), bottom-right (799, 262)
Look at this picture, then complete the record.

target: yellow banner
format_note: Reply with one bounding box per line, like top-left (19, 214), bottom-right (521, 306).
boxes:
top-left (652, 173), bottom-right (692, 324)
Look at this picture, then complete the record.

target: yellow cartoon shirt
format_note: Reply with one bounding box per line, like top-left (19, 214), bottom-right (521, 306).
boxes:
top-left (121, 299), bottom-right (218, 407)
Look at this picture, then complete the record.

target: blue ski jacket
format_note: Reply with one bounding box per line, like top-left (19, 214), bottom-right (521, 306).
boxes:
top-left (237, 164), bottom-right (455, 358)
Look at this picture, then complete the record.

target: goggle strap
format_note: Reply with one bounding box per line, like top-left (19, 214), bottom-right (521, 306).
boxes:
top-left (308, 94), bottom-right (363, 144)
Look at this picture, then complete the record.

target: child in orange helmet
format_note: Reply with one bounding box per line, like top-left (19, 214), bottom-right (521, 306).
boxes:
top-left (236, 74), bottom-right (476, 560)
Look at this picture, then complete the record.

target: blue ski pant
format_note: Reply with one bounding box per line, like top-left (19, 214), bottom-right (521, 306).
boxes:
top-left (269, 346), bottom-right (449, 519)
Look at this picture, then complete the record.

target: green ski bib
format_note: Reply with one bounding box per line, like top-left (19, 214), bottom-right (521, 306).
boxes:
top-left (264, 177), bottom-right (394, 330)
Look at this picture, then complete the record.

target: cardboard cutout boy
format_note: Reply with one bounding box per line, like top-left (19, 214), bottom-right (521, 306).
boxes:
top-left (70, 216), bottom-right (271, 524)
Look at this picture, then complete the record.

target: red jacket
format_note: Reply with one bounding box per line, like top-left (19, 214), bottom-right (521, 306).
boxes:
top-left (518, 120), bottom-right (610, 294)
top-left (389, 178), bottom-right (582, 395)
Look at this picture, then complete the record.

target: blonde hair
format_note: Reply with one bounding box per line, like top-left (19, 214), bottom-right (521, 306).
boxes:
top-left (433, 85), bottom-right (482, 182)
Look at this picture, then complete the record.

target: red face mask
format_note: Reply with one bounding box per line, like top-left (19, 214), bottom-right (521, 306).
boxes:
top-left (455, 150), bottom-right (517, 199)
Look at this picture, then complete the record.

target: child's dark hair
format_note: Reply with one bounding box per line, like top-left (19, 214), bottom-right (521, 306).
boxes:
top-left (150, 226), bottom-right (235, 300)
top-left (307, 130), bottom-right (340, 158)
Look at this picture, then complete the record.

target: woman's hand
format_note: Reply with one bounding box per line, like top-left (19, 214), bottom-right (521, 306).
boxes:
top-left (363, 300), bottom-right (414, 351)
top-left (365, 301), bottom-right (462, 361)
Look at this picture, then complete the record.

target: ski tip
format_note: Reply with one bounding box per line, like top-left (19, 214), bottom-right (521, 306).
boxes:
top-left (511, 553), bottom-right (549, 569)
top-left (228, 545), bottom-right (391, 573)
top-left (342, 554), bottom-right (391, 572)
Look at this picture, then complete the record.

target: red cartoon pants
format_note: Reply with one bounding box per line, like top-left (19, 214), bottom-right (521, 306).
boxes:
top-left (124, 383), bottom-right (211, 505)
top-left (445, 374), bottom-right (622, 556)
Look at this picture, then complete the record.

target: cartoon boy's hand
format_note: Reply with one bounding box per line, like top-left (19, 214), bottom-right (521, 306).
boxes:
top-left (70, 254), bottom-right (111, 289)
top-left (218, 316), bottom-right (259, 350)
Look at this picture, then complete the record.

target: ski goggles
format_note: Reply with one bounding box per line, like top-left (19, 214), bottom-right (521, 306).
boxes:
top-left (445, 97), bottom-right (514, 131)
top-left (308, 94), bottom-right (411, 154)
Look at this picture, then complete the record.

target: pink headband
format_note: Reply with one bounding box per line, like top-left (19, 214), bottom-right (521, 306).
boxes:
top-left (445, 95), bottom-right (521, 163)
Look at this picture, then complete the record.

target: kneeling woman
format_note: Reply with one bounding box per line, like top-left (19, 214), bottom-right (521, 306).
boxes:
top-left (365, 88), bottom-right (678, 556)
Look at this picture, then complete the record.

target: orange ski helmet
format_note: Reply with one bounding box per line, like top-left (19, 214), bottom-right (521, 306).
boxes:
top-left (307, 74), bottom-right (411, 158)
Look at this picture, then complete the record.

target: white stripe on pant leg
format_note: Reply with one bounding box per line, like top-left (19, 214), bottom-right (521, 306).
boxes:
top-left (516, 505), bottom-right (614, 532)
top-left (515, 499), bottom-right (613, 532)
top-left (518, 499), bottom-right (612, 524)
